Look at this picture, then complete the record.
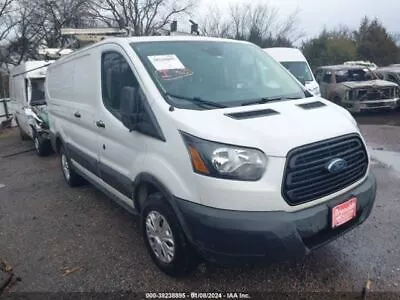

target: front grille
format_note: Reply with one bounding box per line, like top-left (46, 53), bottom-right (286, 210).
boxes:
top-left (282, 134), bottom-right (369, 206)
top-left (357, 87), bottom-right (394, 101)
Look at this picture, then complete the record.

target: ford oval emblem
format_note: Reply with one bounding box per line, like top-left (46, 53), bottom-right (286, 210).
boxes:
top-left (326, 158), bottom-right (348, 174)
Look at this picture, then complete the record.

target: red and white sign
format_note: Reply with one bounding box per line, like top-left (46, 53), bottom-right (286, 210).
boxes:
top-left (332, 197), bottom-right (357, 228)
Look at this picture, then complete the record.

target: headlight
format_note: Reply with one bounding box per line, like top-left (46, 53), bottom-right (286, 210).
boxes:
top-left (181, 132), bottom-right (267, 181)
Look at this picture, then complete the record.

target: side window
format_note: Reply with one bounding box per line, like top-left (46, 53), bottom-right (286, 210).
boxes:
top-left (322, 71), bottom-right (332, 83)
top-left (101, 51), bottom-right (139, 119)
top-left (387, 74), bottom-right (398, 84)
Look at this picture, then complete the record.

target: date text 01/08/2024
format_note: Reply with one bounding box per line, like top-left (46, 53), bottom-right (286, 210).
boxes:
top-left (145, 292), bottom-right (251, 299)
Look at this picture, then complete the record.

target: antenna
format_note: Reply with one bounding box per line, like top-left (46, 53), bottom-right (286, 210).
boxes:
top-left (189, 20), bottom-right (199, 35)
top-left (171, 20), bottom-right (178, 32)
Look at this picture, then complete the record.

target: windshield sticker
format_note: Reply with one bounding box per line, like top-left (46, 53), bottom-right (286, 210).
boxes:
top-left (148, 54), bottom-right (186, 71)
top-left (157, 68), bottom-right (193, 81)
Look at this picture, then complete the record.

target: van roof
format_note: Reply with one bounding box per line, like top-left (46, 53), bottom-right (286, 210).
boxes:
top-left (315, 65), bottom-right (369, 71)
top-left (10, 60), bottom-right (52, 78)
top-left (375, 66), bottom-right (400, 73)
top-left (263, 47), bottom-right (306, 62)
top-left (125, 35), bottom-right (246, 44)
top-left (48, 35), bottom-right (252, 66)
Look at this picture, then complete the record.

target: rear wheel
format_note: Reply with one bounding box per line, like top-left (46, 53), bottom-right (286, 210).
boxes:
top-left (34, 133), bottom-right (52, 157)
top-left (60, 144), bottom-right (85, 187)
top-left (141, 193), bottom-right (199, 277)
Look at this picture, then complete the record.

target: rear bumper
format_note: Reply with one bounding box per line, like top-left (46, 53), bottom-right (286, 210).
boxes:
top-left (175, 172), bottom-right (377, 265)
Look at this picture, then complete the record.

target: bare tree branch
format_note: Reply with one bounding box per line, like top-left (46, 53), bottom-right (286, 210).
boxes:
top-left (202, 2), bottom-right (303, 47)
top-left (90, 0), bottom-right (195, 36)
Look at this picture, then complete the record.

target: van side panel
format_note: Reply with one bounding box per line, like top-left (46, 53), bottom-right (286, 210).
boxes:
top-left (47, 53), bottom-right (99, 175)
top-left (10, 65), bottom-right (29, 134)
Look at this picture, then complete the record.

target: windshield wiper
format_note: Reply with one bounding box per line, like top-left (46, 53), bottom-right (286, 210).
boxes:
top-left (165, 92), bottom-right (227, 108)
top-left (241, 96), bottom-right (302, 107)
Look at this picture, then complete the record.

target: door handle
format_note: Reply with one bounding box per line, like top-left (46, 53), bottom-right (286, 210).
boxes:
top-left (96, 120), bottom-right (105, 128)
top-left (74, 111), bottom-right (81, 118)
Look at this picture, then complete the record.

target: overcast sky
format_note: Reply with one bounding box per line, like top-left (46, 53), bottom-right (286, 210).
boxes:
top-left (197, 0), bottom-right (398, 41)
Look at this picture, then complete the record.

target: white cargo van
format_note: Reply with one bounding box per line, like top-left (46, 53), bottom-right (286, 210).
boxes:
top-left (264, 47), bottom-right (321, 96)
top-left (10, 61), bottom-right (53, 156)
top-left (46, 36), bottom-right (376, 277)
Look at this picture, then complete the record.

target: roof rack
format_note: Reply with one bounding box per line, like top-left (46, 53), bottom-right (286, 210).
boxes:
top-left (36, 27), bottom-right (129, 59)
top-left (17, 20), bottom-right (202, 70)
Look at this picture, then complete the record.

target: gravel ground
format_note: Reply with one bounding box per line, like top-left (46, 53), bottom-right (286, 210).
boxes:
top-left (0, 111), bottom-right (399, 296)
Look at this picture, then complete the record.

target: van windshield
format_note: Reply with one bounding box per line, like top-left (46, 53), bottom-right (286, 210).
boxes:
top-left (131, 41), bottom-right (307, 109)
top-left (30, 78), bottom-right (46, 105)
top-left (280, 61), bottom-right (314, 84)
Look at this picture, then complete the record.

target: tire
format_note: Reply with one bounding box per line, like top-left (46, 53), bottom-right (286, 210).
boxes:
top-left (59, 144), bottom-right (85, 187)
top-left (141, 193), bottom-right (199, 277)
top-left (34, 134), bottom-right (52, 157)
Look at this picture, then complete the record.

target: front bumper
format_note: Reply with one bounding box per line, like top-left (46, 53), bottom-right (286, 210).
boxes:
top-left (344, 98), bottom-right (400, 112)
top-left (175, 172), bottom-right (377, 265)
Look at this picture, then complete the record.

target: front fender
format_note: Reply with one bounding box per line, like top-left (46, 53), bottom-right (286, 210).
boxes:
top-left (133, 155), bottom-right (198, 245)
top-left (135, 153), bottom-right (196, 202)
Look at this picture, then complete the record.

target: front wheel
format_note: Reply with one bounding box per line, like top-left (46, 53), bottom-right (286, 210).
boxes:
top-left (141, 193), bottom-right (200, 277)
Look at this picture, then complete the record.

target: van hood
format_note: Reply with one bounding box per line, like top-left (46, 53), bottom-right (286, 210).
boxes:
top-left (172, 97), bottom-right (360, 157)
top-left (341, 79), bottom-right (397, 89)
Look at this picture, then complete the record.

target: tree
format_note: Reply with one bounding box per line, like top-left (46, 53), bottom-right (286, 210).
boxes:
top-left (24, 0), bottom-right (94, 48)
top-left (201, 2), bottom-right (303, 47)
top-left (2, 0), bottom-right (95, 66)
top-left (88, 0), bottom-right (195, 36)
top-left (0, 0), bottom-right (16, 41)
top-left (354, 17), bottom-right (399, 66)
top-left (302, 27), bottom-right (358, 70)
top-left (201, 4), bottom-right (230, 38)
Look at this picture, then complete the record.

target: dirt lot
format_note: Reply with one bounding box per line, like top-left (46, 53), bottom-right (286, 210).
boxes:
top-left (0, 111), bottom-right (400, 296)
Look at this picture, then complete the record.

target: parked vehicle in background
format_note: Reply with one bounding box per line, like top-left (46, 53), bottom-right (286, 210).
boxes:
top-left (47, 36), bottom-right (376, 277)
top-left (314, 65), bottom-right (400, 112)
top-left (374, 66), bottom-right (400, 86)
top-left (263, 47), bottom-right (321, 96)
top-left (344, 61), bottom-right (378, 70)
top-left (9, 61), bottom-right (53, 156)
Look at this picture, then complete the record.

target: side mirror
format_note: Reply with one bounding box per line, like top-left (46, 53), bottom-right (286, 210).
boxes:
top-left (120, 86), bottom-right (139, 130)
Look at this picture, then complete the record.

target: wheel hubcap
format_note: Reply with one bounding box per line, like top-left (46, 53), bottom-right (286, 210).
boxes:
top-left (145, 211), bottom-right (175, 263)
top-left (61, 154), bottom-right (70, 181)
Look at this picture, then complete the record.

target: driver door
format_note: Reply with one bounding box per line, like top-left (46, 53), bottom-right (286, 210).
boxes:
top-left (96, 46), bottom-right (148, 208)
